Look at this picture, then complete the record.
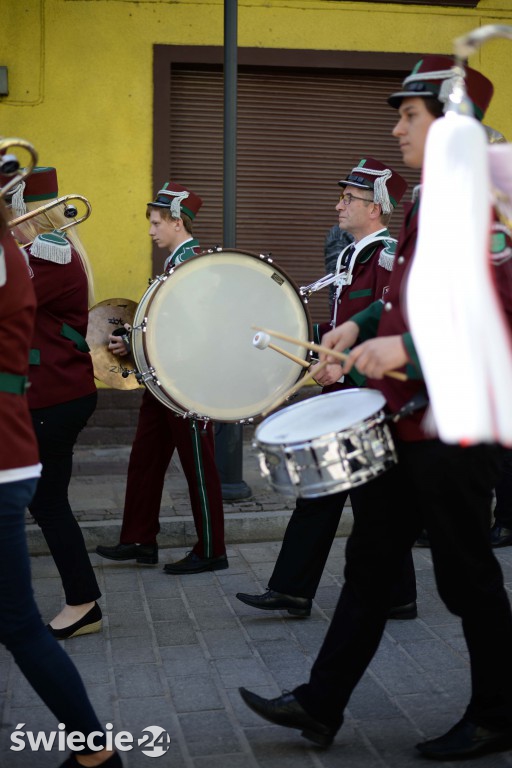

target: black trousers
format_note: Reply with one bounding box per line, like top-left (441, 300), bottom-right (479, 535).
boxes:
top-left (268, 491), bottom-right (416, 606)
top-left (30, 392), bottom-right (100, 605)
top-left (495, 449), bottom-right (512, 527)
top-left (294, 439), bottom-right (512, 732)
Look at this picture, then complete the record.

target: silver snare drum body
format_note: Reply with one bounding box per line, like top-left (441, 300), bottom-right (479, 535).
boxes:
top-left (254, 389), bottom-right (397, 498)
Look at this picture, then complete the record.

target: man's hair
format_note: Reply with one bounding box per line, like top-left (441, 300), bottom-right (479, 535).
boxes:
top-left (378, 210), bottom-right (392, 226)
top-left (423, 98), bottom-right (445, 119)
top-left (358, 192), bottom-right (393, 227)
top-left (146, 206), bottom-right (194, 235)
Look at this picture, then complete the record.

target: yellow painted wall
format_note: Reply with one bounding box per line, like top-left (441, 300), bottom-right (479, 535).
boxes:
top-left (1, 0), bottom-right (512, 304)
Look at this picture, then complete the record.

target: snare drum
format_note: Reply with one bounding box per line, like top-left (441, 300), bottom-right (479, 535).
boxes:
top-left (131, 249), bottom-right (311, 421)
top-left (254, 388), bottom-right (397, 498)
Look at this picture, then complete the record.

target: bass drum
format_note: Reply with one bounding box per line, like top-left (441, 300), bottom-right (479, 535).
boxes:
top-left (131, 249), bottom-right (311, 421)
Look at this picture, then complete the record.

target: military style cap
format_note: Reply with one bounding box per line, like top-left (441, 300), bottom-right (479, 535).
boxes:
top-left (388, 55), bottom-right (493, 121)
top-left (148, 181), bottom-right (202, 220)
top-left (19, 166), bottom-right (58, 202)
top-left (0, 166), bottom-right (59, 219)
top-left (0, 166), bottom-right (72, 264)
top-left (338, 157), bottom-right (408, 214)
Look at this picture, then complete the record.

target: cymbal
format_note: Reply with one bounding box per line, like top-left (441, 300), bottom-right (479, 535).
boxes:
top-left (87, 298), bottom-right (140, 390)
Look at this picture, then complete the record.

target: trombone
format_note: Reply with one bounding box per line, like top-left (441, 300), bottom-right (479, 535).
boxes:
top-left (8, 194), bottom-right (92, 246)
top-left (0, 137), bottom-right (38, 198)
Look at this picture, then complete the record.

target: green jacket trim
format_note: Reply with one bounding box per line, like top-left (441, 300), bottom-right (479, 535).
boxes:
top-left (61, 323), bottom-right (90, 352)
top-left (29, 349), bottom-right (41, 366)
top-left (349, 289), bottom-right (372, 300)
top-left (0, 371), bottom-right (29, 395)
top-left (350, 301), bottom-right (383, 342)
top-left (402, 332), bottom-right (423, 379)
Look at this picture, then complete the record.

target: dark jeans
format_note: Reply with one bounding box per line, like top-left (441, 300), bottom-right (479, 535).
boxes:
top-left (294, 439), bottom-right (512, 732)
top-left (0, 478), bottom-right (104, 749)
top-left (29, 392), bottom-right (100, 605)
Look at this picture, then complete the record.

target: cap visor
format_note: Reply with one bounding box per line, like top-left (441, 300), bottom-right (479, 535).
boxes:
top-left (387, 90), bottom-right (436, 108)
top-left (338, 180), bottom-right (373, 190)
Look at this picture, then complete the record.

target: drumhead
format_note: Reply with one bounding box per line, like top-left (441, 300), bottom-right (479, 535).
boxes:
top-left (132, 249), bottom-right (311, 421)
top-left (255, 389), bottom-right (387, 444)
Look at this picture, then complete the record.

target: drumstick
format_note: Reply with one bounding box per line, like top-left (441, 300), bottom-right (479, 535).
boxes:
top-left (261, 360), bottom-right (329, 417)
top-left (252, 325), bottom-right (407, 382)
top-left (252, 332), bottom-right (310, 369)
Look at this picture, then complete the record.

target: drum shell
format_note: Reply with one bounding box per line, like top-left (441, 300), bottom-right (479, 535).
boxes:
top-left (254, 389), bottom-right (397, 498)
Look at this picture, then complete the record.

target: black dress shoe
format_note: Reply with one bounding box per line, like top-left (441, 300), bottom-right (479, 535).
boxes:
top-left (239, 687), bottom-right (336, 747)
top-left (163, 551), bottom-right (228, 574)
top-left (388, 601), bottom-right (417, 620)
top-left (416, 718), bottom-right (512, 760)
top-left (60, 751), bottom-right (122, 766)
top-left (490, 523), bottom-right (512, 548)
top-left (96, 542), bottom-right (158, 565)
top-left (48, 603), bottom-right (102, 640)
top-left (236, 589), bottom-right (312, 617)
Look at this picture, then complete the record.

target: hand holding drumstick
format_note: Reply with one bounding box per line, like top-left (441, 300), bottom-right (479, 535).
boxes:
top-left (253, 324), bottom-right (408, 382)
top-left (320, 321), bottom-right (409, 381)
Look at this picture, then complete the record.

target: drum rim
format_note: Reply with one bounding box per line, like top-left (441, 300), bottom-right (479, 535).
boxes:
top-left (255, 388), bottom-right (388, 443)
top-left (131, 249), bottom-right (313, 421)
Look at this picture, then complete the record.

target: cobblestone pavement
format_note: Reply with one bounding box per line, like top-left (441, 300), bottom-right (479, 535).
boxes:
top-left (2, 540), bottom-right (512, 767)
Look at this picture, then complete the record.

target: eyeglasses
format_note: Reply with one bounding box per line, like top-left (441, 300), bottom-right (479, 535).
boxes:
top-left (339, 193), bottom-right (373, 206)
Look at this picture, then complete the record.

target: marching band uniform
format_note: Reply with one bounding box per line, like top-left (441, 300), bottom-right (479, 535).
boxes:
top-left (0, 223), bottom-right (118, 763)
top-left (240, 57), bottom-right (512, 761)
top-left (0, 233), bottom-right (39, 474)
top-left (97, 182), bottom-right (227, 575)
top-left (237, 159), bottom-right (414, 616)
top-left (4, 167), bottom-right (101, 638)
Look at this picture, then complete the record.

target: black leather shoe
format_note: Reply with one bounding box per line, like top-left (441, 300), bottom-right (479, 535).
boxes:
top-left (388, 601), bottom-right (417, 620)
top-left (416, 718), bottom-right (512, 760)
top-left (163, 551), bottom-right (228, 574)
top-left (48, 603), bottom-right (102, 640)
top-left (490, 523), bottom-right (512, 548)
top-left (96, 542), bottom-right (158, 565)
top-left (236, 589), bottom-right (312, 617)
top-left (239, 687), bottom-right (336, 747)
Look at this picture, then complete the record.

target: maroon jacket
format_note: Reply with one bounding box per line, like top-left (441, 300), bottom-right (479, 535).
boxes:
top-left (0, 233), bottom-right (39, 470)
top-left (351, 201), bottom-right (427, 441)
top-left (314, 229), bottom-right (396, 393)
top-left (27, 246), bottom-right (96, 409)
top-left (353, 201), bottom-right (512, 441)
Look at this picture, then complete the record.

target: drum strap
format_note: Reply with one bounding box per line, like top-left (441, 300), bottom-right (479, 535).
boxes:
top-left (332, 232), bottom-right (394, 329)
top-left (61, 323), bottom-right (90, 352)
top-left (387, 391), bottom-right (429, 423)
top-left (0, 371), bottom-right (29, 395)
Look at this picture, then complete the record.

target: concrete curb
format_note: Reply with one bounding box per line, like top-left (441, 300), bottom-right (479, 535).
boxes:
top-left (25, 508), bottom-right (354, 555)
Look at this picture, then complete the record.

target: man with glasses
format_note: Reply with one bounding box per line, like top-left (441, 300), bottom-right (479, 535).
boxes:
top-left (236, 158), bottom-right (412, 619)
